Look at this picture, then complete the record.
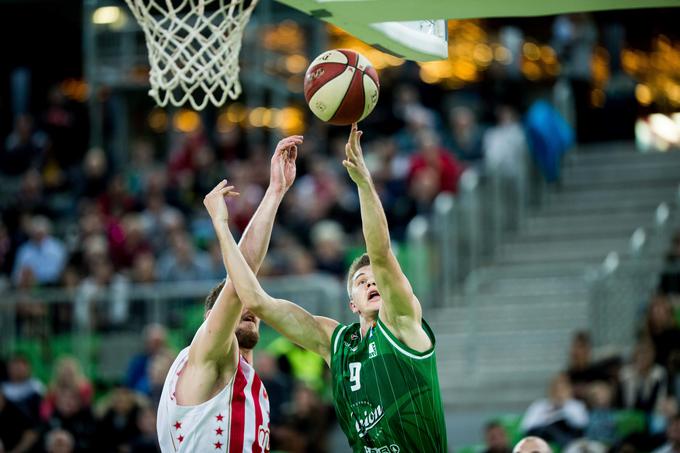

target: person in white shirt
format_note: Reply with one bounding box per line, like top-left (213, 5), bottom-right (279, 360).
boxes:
top-left (521, 373), bottom-right (588, 448)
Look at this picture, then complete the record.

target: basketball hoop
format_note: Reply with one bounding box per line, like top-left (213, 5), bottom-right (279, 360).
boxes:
top-left (124, 0), bottom-right (258, 110)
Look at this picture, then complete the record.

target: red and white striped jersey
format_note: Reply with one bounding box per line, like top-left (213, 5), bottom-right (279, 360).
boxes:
top-left (157, 347), bottom-right (270, 453)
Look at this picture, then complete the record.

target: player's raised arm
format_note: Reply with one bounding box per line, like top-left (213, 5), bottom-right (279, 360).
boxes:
top-left (208, 150), bottom-right (338, 365)
top-left (343, 123), bottom-right (432, 351)
top-left (190, 136), bottom-right (302, 369)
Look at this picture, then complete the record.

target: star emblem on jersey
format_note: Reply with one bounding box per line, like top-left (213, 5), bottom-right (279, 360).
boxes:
top-left (177, 435), bottom-right (184, 443)
top-left (215, 427), bottom-right (223, 436)
top-left (214, 441), bottom-right (223, 449)
top-left (215, 413), bottom-right (224, 422)
top-left (174, 421), bottom-right (182, 430)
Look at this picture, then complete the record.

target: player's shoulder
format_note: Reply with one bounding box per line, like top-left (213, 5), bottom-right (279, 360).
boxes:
top-left (375, 317), bottom-right (437, 360)
top-left (330, 322), bottom-right (360, 355)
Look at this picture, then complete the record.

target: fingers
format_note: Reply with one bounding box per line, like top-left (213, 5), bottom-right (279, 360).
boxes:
top-left (277, 136), bottom-right (303, 151)
top-left (219, 186), bottom-right (240, 198)
top-left (289, 145), bottom-right (298, 161)
top-left (212, 179), bottom-right (229, 192)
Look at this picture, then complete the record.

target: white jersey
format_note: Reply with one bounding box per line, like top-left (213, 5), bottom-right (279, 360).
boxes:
top-left (157, 347), bottom-right (270, 453)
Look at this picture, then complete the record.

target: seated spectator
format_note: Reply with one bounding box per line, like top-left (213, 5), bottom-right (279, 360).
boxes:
top-left (484, 421), bottom-right (512, 453)
top-left (95, 387), bottom-right (144, 453)
top-left (520, 373), bottom-right (588, 447)
top-left (408, 129), bottom-right (465, 198)
top-left (617, 339), bottom-right (668, 414)
top-left (653, 414), bottom-right (680, 453)
top-left (45, 428), bottom-right (75, 453)
top-left (40, 357), bottom-right (93, 420)
top-left (255, 352), bottom-right (293, 426)
top-left (566, 331), bottom-right (611, 401)
top-left (447, 105), bottom-right (485, 164)
top-left (42, 387), bottom-right (96, 452)
top-left (585, 381), bottom-right (618, 446)
top-left (2, 114), bottom-right (47, 175)
top-left (660, 232), bottom-right (680, 295)
top-left (275, 383), bottom-right (334, 453)
top-left (129, 406), bottom-right (160, 453)
top-left (11, 215), bottom-right (66, 287)
top-left (513, 436), bottom-right (553, 453)
top-left (645, 294), bottom-right (680, 372)
top-left (0, 391), bottom-right (39, 453)
top-left (125, 324), bottom-right (169, 396)
top-left (1, 354), bottom-right (44, 423)
top-left (310, 220), bottom-right (347, 278)
top-left (483, 103), bottom-right (528, 180)
top-left (157, 231), bottom-right (212, 282)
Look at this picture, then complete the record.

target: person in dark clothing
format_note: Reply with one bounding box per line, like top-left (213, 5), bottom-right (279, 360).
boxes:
top-left (0, 391), bottom-right (38, 453)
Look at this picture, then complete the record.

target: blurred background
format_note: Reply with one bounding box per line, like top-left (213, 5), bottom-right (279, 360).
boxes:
top-left (1, 0), bottom-right (680, 452)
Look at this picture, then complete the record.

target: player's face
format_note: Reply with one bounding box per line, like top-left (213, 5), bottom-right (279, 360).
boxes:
top-left (236, 308), bottom-right (260, 350)
top-left (349, 265), bottom-right (382, 316)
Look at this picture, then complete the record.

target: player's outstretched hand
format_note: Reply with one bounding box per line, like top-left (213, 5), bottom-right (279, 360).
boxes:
top-left (343, 123), bottom-right (371, 188)
top-left (203, 179), bottom-right (240, 224)
top-left (271, 135), bottom-right (302, 194)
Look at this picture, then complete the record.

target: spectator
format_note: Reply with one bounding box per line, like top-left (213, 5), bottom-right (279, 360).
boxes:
top-left (129, 406), bottom-right (160, 453)
top-left (1, 354), bottom-right (44, 423)
top-left (0, 391), bottom-right (39, 453)
top-left (407, 129), bottom-right (465, 208)
top-left (40, 357), bottom-right (93, 420)
top-left (653, 414), bottom-right (680, 453)
top-left (45, 428), bottom-right (75, 453)
top-left (95, 387), bottom-right (143, 453)
top-left (513, 436), bottom-right (552, 453)
top-left (483, 103), bottom-right (528, 180)
top-left (566, 331), bottom-right (611, 402)
top-left (157, 231), bottom-right (212, 282)
top-left (2, 114), bottom-right (47, 175)
top-left (130, 251), bottom-right (157, 284)
top-left (660, 232), bottom-right (680, 295)
top-left (148, 351), bottom-right (174, 409)
top-left (584, 381), bottom-right (618, 446)
top-left (42, 387), bottom-right (96, 453)
top-left (447, 105), bottom-right (485, 164)
top-left (310, 220), bottom-right (347, 278)
top-left (520, 373), bottom-right (589, 447)
top-left (645, 294), bottom-right (680, 372)
top-left (138, 189), bottom-right (183, 255)
top-left (484, 421), bottom-right (512, 453)
top-left (276, 383), bottom-right (334, 453)
top-left (11, 215), bottom-right (66, 287)
top-left (617, 338), bottom-right (668, 414)
top-left (255, 352), bottom-right (293, 426)
top-left (125, 324), bottom-right (169, 395)
top-left (76, 148), bottom-right (110, 199)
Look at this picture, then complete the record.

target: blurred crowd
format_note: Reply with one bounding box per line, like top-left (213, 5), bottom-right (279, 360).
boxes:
top-left (481, 231), bottom-right (680, 453)
top-left (0, 321), bottom-right (337, 453)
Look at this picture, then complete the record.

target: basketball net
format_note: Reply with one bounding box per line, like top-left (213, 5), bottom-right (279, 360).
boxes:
top-left (124, 0), bottom-right (258, 110)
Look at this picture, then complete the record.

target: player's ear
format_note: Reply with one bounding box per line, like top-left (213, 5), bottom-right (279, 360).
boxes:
top-left (204, 308), bottom-right (212, 321)
top-left (349, 300), bottom-right (359, 314)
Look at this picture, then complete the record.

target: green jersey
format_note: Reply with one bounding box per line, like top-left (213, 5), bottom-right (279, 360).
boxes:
top-left (330, 317), bottom-right (447, 453)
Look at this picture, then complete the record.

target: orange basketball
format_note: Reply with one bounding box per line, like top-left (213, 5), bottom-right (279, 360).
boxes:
top-left (304, 49), bottom-right (380, 125)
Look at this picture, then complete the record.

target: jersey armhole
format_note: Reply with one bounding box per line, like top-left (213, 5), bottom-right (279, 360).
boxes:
top-left (376, 317), bottom-right (436, 360)
top-left (330, 323), bottom-right (348, 358)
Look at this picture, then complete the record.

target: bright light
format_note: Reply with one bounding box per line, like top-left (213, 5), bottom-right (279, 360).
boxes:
top-left (93, 6), bottom-right (122, 25)
top-left (649, 113), bottom-right (680, 144)
top-left (635, 84), bottom-right (652, 106)
top-left (285, 55), bottom-right (308, 74)
top-left (173, 110), bottom-right (201, 133)
top-left (249, 107), bottom-right (267, 128)
top-left (494, 46), bottom-right (512, 65)
top-left (148, 108), bottom-right (168, 133)
top-left (522, 42), bottom-right (541, 61)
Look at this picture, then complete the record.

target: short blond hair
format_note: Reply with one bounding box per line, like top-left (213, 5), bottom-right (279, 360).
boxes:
top-left (346, 253), bottom-right (370, 298)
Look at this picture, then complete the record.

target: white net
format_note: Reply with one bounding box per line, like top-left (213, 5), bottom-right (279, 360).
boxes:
top-left (125, 0), bottom-right (259, 110)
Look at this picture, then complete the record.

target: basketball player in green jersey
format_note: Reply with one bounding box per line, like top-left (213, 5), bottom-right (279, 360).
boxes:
top-left (207, 123), bottom-right (447, 453)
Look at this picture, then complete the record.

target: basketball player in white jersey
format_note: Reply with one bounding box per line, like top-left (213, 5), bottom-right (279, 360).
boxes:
top-left (157, 135), bottom-right (302, 453)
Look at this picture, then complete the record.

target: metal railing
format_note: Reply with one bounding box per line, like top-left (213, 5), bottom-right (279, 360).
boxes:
top-left (0, 274), bottom-right (347, 379)
top-left (589, 190), bottom-right (680, 350)
top-left (407, 152), bottom-right (541, 308)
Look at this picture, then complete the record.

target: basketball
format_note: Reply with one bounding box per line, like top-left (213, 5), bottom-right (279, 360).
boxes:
top-left (304, 49), bottom-right (380, 126)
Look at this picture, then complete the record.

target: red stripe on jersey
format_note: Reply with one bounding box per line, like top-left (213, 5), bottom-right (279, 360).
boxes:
top-left (229, 363), bottom-right (247, 452)
top-left (250, 374), bottom-right (263, 453)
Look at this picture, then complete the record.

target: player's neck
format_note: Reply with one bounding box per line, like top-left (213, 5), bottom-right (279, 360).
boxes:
top-left (359, 315), bottom-right (377, 338)
top-left (240, 348), bottom-right (253, 364)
